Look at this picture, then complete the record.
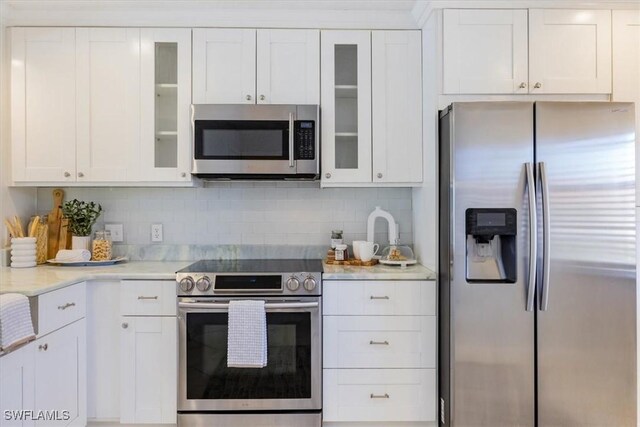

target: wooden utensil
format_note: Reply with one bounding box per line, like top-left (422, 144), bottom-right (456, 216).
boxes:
top-left (47, 189), bottom-right (64, 259)
top-left (13, 216), bottom-right (25, 238)
top-left (4, 218), bottom-right (16, 238)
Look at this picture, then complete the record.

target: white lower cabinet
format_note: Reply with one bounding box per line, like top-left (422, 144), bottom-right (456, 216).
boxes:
top-left (0, 343), bottom-right (35, 427)
top-left (119, 280), bottom-right (177, 424)
top-left (322, 280), bottom-right (437, 425)
top-left (34, 319), bottom-right (86, 427)
top-left (323, 369), bottom-right (436, 423)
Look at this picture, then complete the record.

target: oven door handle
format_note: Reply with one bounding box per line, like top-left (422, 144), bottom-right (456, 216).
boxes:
top-left (178, 301), bottom-right (319, 310)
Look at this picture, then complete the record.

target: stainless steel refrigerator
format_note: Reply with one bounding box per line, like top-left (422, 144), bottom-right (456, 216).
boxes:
top-left (438, 102), bottom-right (637, 426)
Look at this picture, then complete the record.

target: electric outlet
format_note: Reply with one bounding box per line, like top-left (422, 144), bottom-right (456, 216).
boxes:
top-left (151, 224), bottom-right (163, 242)
top-left (105, 224), bottom-right (123, 242)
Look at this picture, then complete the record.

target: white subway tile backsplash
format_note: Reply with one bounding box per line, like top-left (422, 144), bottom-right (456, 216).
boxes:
top-left (37, 185), bottom-right (413, 248)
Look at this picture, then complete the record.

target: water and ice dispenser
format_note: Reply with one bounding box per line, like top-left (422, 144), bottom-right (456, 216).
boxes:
top-left (465, 208), bottom-right (517, 283)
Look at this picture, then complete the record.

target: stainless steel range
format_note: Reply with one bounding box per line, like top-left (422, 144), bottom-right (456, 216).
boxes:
top-left (176, 259), bottom-right (322, 427)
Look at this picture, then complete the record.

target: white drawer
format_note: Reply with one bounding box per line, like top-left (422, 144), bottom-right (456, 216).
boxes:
top-left (120, 280), bottom-right (176, 316)
top-left (323, 369), bottom-right (436, 422)
top-left (323, 316), bottom-right (435, 369)
top-left (323, 280), bottom-right (435, 316)
top-left (37, 282), bottom-right (86, 337)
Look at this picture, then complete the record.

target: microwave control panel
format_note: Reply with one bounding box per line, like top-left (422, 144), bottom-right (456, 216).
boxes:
top-left (295, 121), bottom-right (316, 160)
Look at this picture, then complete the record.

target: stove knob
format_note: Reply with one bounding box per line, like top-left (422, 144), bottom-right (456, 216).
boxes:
top-left (286, 277), bottom-right (300, 292)
top-left (179, 276), bottom-right (195, 292)
top-left (196, 276), bottom-right (212, 292)
top-left (303, 277), bottom-right (317, 292)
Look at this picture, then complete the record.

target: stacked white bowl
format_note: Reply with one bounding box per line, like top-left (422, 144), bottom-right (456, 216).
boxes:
top-left (11, 237), bottom-right (37, 268)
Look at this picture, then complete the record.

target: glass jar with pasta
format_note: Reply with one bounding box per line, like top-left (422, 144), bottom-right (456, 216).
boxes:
top-left (92, 230), bottom-right (112, 261)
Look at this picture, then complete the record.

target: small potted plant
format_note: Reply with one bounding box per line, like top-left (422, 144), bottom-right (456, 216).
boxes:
top-left (61, 199), bottom-right (103, 250)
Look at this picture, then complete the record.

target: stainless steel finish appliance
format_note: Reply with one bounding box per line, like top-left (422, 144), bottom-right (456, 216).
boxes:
top-left (176, 259), bottom-right (322, 427)
top-left (439, 102), bottom-right (636, 426)
top-left (191, 104), bottom-right (319, 179)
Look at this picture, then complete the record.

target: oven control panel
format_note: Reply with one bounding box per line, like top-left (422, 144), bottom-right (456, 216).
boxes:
top-left (177, 272), bottom-right (322, 296)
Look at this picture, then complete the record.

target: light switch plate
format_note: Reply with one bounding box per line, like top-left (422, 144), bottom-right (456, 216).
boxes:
top-left (105, 223), bottom-right (124, 242)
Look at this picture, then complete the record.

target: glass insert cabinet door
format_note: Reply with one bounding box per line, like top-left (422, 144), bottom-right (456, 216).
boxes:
top-left (141, 28), bottom-right (192, 182)
top-left (184, 312), bottom-right (312, 400)
top-left (321, 30), bottom-right (372, 184)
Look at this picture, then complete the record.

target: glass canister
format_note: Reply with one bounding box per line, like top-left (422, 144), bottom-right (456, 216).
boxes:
top-left (92, 230), bottom-right (112, 261)
top-left (35, 217), bottom-right (48, 265)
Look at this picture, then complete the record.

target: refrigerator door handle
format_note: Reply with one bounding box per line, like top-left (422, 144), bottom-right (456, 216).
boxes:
top-left (538, 161), bottom-right (551, 311)
top-left (525, 162), bottom-right (537, 312)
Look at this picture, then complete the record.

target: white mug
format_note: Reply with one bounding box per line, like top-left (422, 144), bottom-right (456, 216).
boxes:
top-left (359, 241), bottom-right (380, 262)
top-left (352, 240), bottom-right (366, 260)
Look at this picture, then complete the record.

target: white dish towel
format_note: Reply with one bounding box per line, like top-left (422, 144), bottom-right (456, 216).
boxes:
top-left (0, 293), bottom-right (35, 352)
top-left (55, 249), bottom-right (91, 262)
top-left (227, 300), bottom-right (267, 368)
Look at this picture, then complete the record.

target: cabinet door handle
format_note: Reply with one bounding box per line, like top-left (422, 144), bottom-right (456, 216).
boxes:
top-left (369, 340), bottom-right (389, 345)
top-left (38, 343), bottom-right (48, 351)
top-left (77, 172), bottom-right (84, 178)
top-left (181, 172), bottom-right (186, 178)
top-left (137, 296), bottom-right (158, 300)
top-left (57, 302), bottom-right (76, 310)
top-left (519, 82), bottom-right (526, 89)
top-left (370, 295), bottom-right (390, 300)
top-left (534, 82), bottom-right (542, 89)
top-left (377, 173), bottom-right (383, 179)
top-left (64, 171), bottom-right (71, 178)
top-left (370, 393), bottom-right (390, 399)
top-left (259, 94), bottom-right (265, 101)
top-left (245, 94), bottom-right (252, 101)
top-left (122, 322), bottom-right (128, 329)
top-left (325, 173), bottom-right (331, 179)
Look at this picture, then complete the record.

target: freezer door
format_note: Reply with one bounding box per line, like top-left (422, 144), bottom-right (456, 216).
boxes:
top-left (536, 102), bottom-right (637, 426)
top-left (440, 102), bottom-right (535, 426)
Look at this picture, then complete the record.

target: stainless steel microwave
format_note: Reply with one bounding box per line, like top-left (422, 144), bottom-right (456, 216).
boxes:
top-left (191, 104), bottom-right (319, 180)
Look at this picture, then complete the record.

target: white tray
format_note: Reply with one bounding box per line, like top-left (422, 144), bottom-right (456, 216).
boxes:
top-left (379, 259), bottom-right (418, 267)
top-left (46, 257), bottom-right (128, 267)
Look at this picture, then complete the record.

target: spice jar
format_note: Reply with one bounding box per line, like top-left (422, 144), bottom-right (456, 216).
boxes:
top-left (331, 230), bottom-right (343, 249)
top-left (92, 230), bottom-right (112, 261)
top-left (335, 244), bottom-right (348, 261)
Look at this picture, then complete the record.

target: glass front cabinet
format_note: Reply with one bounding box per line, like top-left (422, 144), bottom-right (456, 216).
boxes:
top-left (141, 28), bottom-right (192, 182)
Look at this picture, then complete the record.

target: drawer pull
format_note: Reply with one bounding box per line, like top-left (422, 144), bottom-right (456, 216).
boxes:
top-left (137, 296), bottom-right (158, 300)
top-left (57, 302), bottom-right (76, 310)
top-left (369, 340), bottom-right (390, 345)
top-left (38, 343), bottom-right (48, 351)
top-left (370, 295), bottom-right (390, 300)
top-left (370, 393), bottom-right (390, 399)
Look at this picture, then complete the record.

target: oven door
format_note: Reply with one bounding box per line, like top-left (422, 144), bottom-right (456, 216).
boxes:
top-left (177, 297), bottom-right (321, 412)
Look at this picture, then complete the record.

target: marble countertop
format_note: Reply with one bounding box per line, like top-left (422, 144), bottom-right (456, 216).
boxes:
top-left (0, 262), bottom-right (191, 297)
top-left (0, 260), bottom-right (437, 297)
top-left (322, 262), bottom-right (436, 280)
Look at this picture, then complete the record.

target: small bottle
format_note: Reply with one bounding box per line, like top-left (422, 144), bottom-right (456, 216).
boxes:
top-left (92, 230), bottom-right (112, 261)
top-left (331, 230), bottom-right (343, 249)
top-left (335, 244), bottom-right (348, 261)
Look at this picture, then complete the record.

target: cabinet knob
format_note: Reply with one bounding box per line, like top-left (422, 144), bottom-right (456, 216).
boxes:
top-left (64, 172), bottom-right (71, 178)
top-left (325, 173), bottom-right (331, 179)
top-left (122, 322), bottom-right (128, 329)
top-left (181, 172), bottom-right (186, 178)
top-left (259, 95), bottom-right (265, 101)
top-left (78, 172), bottom-right (84, 178)
top-left (534, 82), bottom-right (542, 89)
top-left (245, 95), bottom-right (252, 101)
top-left (519, 82), bottom-right (526, 89)
top-left (377, 173), bottom-right (383, 179)
top-left (38, 343), bottom-right (48, 351)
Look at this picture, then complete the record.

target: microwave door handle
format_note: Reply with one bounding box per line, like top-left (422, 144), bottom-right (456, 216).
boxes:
top-left (178, 301), bottom-right (318, 310)
top-left (289, 112), bottom-right (295, 168)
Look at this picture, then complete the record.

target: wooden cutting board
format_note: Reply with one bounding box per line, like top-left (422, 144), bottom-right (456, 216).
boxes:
top-left (47, 189), bottom-right (64, 259)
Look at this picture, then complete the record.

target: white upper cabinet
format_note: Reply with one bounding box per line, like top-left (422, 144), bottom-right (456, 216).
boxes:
top-left (612, 10), bottom-right (640, 102)
top-left (321, 30), bottom-right (373, 184)
top-left (529, 9), bottom-right (612, 94)
top-left (192, 29), bottom-right (256, 104)
top-left (372, 31), bottom-right (422, 184)
top-left (76, 28), bottom-right (141, 182)
top-left (140, 28), bottom-right (192, 182)
top-left (256, 29), bottom-right (320, 104)
top-left (443, 9), bottom-right (528, 94)
top-left (11, 28), bottom-right (77, 182)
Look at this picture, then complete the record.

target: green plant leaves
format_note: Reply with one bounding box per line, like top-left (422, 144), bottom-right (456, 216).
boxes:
top-left (61, 199), bottom-right (103, 237)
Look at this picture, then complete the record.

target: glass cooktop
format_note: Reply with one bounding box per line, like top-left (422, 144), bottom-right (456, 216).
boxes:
top-left (177, 259), bottom-right (323, 274)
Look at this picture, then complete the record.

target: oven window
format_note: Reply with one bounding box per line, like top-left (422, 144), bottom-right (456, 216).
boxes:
top-left (194, 120), bottom-right (289, 160)
top-left (186, 312), bottom-right (312, 399)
